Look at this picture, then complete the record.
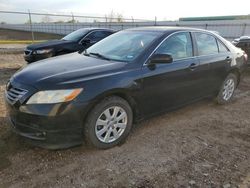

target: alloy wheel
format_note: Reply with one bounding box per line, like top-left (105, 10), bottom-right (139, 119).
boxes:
top-left (95, 106), bottom-right (128, 143)
top-left (222, 78), bottom-right (235, 101)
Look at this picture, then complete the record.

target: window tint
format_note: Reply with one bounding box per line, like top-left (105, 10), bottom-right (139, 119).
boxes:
top-left (217, 40), bottom-right (229, 53)
top-left (238, 42), bottom-right (249, 48)
top-left (195, 33), bottom-right (218, 55)
top-left (86, 31), bottom-right (110, 41)
top-left (155, 32), bottom-right (193, 61)
top-left (103, 31), bottom-right (113, 37)
top-left (62, 29), bottom-right (89, 42)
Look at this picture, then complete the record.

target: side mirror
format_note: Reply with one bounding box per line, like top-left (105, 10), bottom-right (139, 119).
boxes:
top-left (149, 54), bottom-right (173, 64)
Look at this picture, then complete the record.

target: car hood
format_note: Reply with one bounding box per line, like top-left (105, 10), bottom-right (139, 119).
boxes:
top-left (27, 39), bottom-right (74, 50)
top-left (12, 52), bottom-right (127, 90)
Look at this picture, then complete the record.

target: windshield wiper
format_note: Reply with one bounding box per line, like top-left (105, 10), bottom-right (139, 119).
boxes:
top-left (88, 52), bottom-right (111, 61)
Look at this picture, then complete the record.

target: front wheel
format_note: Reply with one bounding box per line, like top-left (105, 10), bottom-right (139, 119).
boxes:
top-left (84, 96), bottom-right (133, 149)
top-left (216, 73), bottom-right (238, 104)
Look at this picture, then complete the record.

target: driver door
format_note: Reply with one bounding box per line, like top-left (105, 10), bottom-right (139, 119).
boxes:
top-left (140, 32), bottom-right (207, 116)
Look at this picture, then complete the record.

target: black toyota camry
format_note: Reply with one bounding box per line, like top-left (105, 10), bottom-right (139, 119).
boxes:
top-left (5, 27), bottom-right (248, 149)
top-left (24, 28), bottom-right (115, 63)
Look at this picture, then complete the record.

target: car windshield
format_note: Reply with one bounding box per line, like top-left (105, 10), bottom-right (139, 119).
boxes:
top-left (84, 31), bottom-right (159, 62)
top-left (62, 29), bottom-right (89, 42)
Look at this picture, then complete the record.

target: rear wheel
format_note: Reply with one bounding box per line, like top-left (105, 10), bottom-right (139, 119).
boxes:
top-left (216, 73), bottom-right (238, 104)
top-left (84, 96), bottom-right (133, 149)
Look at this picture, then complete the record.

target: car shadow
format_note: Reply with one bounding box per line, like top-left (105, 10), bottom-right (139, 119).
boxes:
top-left (0, 116), bottom-right (32, 171)
top-left (0, 114), bottom-right (91, 169)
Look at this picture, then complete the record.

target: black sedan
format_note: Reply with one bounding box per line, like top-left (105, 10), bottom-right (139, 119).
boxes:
top-left (5, 27), bottom-right (248, 149)
top-left (232, 36), bottom-right (250, 65)
top-left (24, 28), bottom-right (115, 63)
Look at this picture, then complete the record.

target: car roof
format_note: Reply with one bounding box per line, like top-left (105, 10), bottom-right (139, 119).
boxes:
top-left (239, 36), bottom-right (250, 42)
top-left (126, 26), bottom-right (237, 52)
top-left (76, 28), bottom-right (115, 32)
top-left (125, 26), bottom-right (215, 34)
top-left (86, 28), bottom-right (115, 32)
top-left (240, 36), bottom-right (250, 40)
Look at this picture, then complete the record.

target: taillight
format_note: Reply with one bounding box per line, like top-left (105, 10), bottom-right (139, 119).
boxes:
top-left (243, 53), bottom-right (248, 63)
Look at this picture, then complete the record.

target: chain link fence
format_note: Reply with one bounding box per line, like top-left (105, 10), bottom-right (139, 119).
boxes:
top-left (1, 10), bottom-right (250, 41)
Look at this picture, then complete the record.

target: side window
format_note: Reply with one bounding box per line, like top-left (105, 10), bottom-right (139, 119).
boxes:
top-left (237, 41), bottom-right (248, 48)
top-left (103, 31), bottom-right (113, 37)
top-left (195, 33), bottom-right (218, 56)
top-left (217, 40), bottom-right (229, 53)
top-left (155, 32), bottom-right (193, 61)
top-left (86, 31), bottom-right (110, 41)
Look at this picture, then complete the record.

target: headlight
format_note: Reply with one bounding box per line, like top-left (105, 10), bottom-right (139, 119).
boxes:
top-left (26, 89), bottom-right (83, 104)
top-left (35, 49), bottom-right (53, 54)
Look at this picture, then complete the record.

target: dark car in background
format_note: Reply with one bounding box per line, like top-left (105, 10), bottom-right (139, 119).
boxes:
top-left (6, 27), bottom-right (247, 150)
top-left (24, 28), bottom-right (115, 63)
top-left (232, 36), bottom-right (250, 65)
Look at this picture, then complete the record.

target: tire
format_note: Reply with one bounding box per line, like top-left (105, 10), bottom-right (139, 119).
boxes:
top-left (84, 96), bottom-right (133, 149)
top-left (216, 73), bottom-right (238, 104)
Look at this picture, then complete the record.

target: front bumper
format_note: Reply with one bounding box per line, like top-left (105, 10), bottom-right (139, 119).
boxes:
top-left (5, 99), bottom-right (90, 149)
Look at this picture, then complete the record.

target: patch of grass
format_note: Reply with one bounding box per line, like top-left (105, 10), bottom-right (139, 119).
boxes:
top-left (0, 40), bottom-right (45, 44)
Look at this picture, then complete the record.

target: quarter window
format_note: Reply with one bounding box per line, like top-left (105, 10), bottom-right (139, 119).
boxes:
top-left (155, 32), bottom-right (193, 61)
top-left (195, 33), bottom-right (219, 55)
top-left (217, 40), bottom-right (229, 53)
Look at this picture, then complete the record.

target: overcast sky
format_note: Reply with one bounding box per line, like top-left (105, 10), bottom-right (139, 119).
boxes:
top-left (0, 0), bottom-right (250, 23)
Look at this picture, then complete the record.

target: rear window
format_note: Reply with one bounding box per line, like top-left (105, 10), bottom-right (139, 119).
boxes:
top-left (237, 41), bottom-right (250, 48)
top-left (195, 32), bottom-right (218, 56)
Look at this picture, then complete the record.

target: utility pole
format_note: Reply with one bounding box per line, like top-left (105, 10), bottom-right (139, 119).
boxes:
top-left (28, 9), bottom-right (34, 42)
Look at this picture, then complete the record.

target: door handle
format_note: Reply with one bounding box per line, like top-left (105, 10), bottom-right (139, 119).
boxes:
top-left (189, 63), bottom-right (198, 70)
top-left (226, 56), bottom-right (232, 63)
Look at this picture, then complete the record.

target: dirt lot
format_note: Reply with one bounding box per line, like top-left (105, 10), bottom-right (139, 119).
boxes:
top-left (0, 53), bottom-right (250, 188)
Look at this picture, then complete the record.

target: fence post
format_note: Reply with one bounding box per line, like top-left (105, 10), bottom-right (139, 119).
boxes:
top-left (205, 23), bottom-right (208, 30)
top-left (242, 23), bottom-right (247, 36)
top-left (154, 16), bottom-right (157, 26)
top-left (28, 9), bottom-right (34, 42)
top-left (71, 12), bottom-right (75, 30)
top-left (105, 15), bottom-right (108, 27)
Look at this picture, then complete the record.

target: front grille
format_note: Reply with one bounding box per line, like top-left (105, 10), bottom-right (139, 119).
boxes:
top-left (24, 49), bottom-right (32, 56)
top-left (6, 85), bottom-right (28, 105)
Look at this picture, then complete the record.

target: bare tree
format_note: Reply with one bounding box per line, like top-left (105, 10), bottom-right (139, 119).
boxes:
top-left (41, 15), bottom-right (52, 23)
top-left (107, 10), bottom-right (114, 22)
top-left (107, 10), bottom-right (124, 22)
top-left (116, 13), bottom-right (123, 22)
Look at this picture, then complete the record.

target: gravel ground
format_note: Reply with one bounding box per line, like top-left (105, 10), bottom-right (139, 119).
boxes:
top-left (0, 54), bottom-right (250, 188)
top-left (0, 44), bottom-right (26, 55)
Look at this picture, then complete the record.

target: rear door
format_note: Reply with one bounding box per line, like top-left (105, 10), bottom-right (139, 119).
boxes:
top-left (193, 32), bottom-right (232, 94)
top-left (141, 32), bottom-right (207, 116)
